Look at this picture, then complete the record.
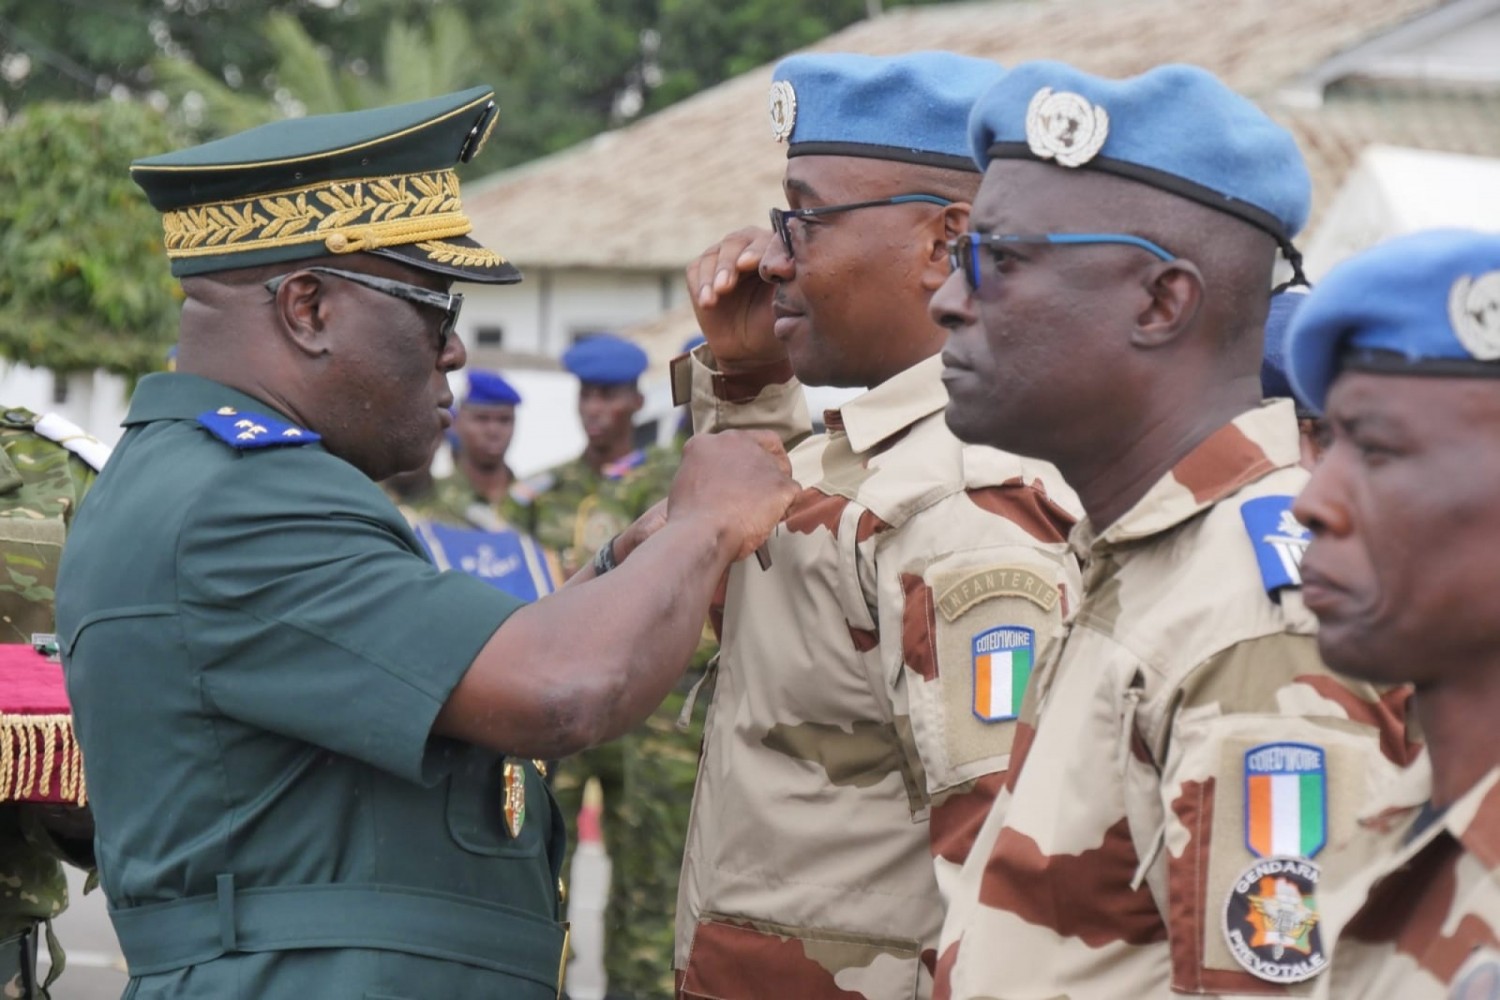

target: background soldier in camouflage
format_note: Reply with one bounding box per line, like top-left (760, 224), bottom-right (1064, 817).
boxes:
top-left (1284, 230), bottom-right (1500, 999)
top-left (516, 334), bottom-right (691, 999)
top-left (928, 62), bottom-right (1417, 998)
top-left (674, 53), bottom-right (1081, 1000)
top-left (424, 369), bottom-right (529, 529)
top-left (0, 408), bottom-right (107, 998)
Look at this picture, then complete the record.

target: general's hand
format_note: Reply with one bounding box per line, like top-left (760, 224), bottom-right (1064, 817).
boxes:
top-left (615, 498), bottom-right (668, 563)
top-left (686, 227), bottom-right (784, 372)
top-left (669, 430), bottom-right (796, 562)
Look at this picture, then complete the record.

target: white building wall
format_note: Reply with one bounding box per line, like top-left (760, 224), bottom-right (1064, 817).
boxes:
top-left (0, 360), bottom-right (131, 446)
top-left (459, 266), bottom-right (687, 358)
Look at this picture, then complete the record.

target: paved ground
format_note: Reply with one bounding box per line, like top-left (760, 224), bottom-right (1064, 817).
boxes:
top-left (41, 844), bottom-right (611, 999)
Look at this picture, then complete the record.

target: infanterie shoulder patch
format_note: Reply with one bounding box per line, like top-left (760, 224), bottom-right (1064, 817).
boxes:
top-left (1223, 856), bottom-right (1327, 984)
top-left (1240, 495), bottom-right (1309, 594)
top-left (197, 407), bottom-right (321, 450)
top-left (1245, 741), bottom-right (1327, 859)
top-left (972, 625), bottom-right (1034, 723)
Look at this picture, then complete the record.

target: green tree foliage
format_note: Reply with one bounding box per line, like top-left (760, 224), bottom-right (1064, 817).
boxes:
top-left (0, 101), bottom-right (183, 376)
top-left (2, 0), bottom-right (954, 170)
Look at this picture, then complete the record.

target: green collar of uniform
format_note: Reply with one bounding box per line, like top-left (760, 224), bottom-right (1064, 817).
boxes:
top-left (124, 372), bottom-right (302, 429)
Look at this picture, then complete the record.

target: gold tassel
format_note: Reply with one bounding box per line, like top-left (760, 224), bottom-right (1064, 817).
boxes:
top-left (0, 715), bottom-right (86, 806)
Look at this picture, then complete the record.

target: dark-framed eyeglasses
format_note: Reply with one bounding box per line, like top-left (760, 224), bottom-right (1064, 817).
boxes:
top-left (769, 193), bottom-right (954, 258)
top-left (265, 266), bottom-right (463, 350)
top-left (947, 232), bottom-right (1177, 293)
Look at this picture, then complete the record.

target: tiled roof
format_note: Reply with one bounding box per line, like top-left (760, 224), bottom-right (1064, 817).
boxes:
top-left (467, 0), bottom-right (1490, 272)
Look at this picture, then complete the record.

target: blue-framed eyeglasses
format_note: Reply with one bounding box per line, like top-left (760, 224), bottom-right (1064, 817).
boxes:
top-left (265, 266), bottom-right (463, 351)
top-left (769, 194), bottom-right (953, 258)
top-left (947, 232), bottom-right (1177, 293)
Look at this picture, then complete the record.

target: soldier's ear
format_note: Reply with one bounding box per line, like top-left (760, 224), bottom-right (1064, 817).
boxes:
top-left (270, 271), bottom-right (334, 358)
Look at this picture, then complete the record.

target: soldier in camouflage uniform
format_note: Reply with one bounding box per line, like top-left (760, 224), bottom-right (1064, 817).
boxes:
top-left (516, 334), bottom-right (688, 999)
top-left (0, 407), bottom-right (109, 998)
top-left (673, 53), bottom-right (1082, 1000)
top-left (927, 63), bottom-right (1418, 998)
top-left (1280, 230), bottom-right (1500, 999)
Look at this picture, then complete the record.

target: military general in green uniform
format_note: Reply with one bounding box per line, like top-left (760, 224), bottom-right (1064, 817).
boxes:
top-left (53, 88), bottom-right (796, 1000)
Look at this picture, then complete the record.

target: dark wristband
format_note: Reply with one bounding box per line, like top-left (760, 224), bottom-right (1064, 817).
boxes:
top-left (592, 533), bottom-right (622, 576)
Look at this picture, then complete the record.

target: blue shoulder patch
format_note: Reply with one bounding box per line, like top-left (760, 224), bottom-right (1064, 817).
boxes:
top-left (196, 407), bottom-right (321, 450)
top-left (1240, 495), bottom-right (1310, 594)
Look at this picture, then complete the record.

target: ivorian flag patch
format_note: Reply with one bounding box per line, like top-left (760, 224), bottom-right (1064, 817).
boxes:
top-left (1244, 742), bottom-right (1328, 859)
top-left (972, 626), bottom-right (1034, 723)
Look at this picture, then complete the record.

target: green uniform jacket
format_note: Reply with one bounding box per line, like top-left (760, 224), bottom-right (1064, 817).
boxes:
top-left (55, 374), bottom-right (566, 1000)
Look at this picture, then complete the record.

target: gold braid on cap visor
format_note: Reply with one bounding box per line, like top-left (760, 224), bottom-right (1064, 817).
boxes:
top-left (158, 168), bottom-right (503, 265)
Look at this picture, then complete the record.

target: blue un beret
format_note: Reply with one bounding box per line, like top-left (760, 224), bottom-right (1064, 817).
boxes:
top-left (968, 62), bottom-right (1311, 244)
top-left (465, 369), bottom-right (521, 407)
top-left (1287, 229), bottom-right (1500, 413)
top-left (1260, 288), bottom-right (1310, 403)
top-left (769, 52), bottom-right (1006, 172)
top-left (562, 335), bottom-right (648, 385)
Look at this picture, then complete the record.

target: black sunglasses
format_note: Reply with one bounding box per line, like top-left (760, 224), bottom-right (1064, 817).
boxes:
top-left (265, 266), bottom-right (463, 350)
top-left (769, 193), bottom-right (954, 258)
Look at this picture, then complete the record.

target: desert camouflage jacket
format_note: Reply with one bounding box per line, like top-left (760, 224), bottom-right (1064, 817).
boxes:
top-left (934, 400), bottom-right (1420, 1000)
top-left (671, 350), bottom-right (1081, 1000)
top-left (1313, 754), bottom-right (1500, 999)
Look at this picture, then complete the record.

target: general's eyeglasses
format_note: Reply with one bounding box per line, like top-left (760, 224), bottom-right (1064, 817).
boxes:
top-left (769, 194), bottom-right (954, 258)
top-left (947, 232), bottom-right (1177, 293)
top-left (265, 266), bottom-right (463, 350)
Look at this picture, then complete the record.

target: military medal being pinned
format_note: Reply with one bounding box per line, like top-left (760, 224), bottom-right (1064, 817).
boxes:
top-left (502, 761), bottom-right (526, 838)
top-left (1025, 87), bottom-right (1109, 168)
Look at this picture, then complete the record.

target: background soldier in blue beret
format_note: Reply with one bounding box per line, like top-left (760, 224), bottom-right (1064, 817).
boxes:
top-left (929, 61), bottom-right (1416, 998)
top-left (1260, 289), bottom-right (1324, 469)
top-left (52, 87), bottom-right (796, 1000)
top-left (515, 332), bottom-right (693, 999)
top-left (1286, 229), bottom-right (1500, 999)
top-left (426, 368), bottom-right (529, 526)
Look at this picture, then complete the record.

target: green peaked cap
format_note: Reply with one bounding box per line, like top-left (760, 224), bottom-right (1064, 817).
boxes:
top-left (132, 86), bottom-right (520, 284)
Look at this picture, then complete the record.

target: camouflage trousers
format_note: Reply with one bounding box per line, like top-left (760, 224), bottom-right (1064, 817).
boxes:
top-left (553, 684), bottom-right (704, 1000)
top-left (0, 923), bottom-right (59, 999)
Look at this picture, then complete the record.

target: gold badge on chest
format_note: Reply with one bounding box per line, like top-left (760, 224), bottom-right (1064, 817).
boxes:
top-left (503, 761), bottom-right (527, 838)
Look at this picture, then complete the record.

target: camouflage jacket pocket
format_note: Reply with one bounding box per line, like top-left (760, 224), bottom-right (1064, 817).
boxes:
top-left (680, 914), bottom-right (921, 1000)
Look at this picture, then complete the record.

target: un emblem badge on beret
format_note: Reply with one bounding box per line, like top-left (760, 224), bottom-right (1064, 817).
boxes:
top-left (768, 80), bottom-right (797, 142)
top-left (1025, 87), bottom-right (1109, 168)
top-left (1449, 269), bottom-right (1500, 361)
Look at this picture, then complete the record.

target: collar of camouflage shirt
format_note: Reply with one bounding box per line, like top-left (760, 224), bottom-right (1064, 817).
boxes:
top-left (1075, 398), bottom-right (1301, 551)
top-left (826, 354), bottom-right (948, 455)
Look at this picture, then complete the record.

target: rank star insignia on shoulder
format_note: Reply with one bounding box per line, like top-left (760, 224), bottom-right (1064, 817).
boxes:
top-left (197, 409), bottom-right (321, 450)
